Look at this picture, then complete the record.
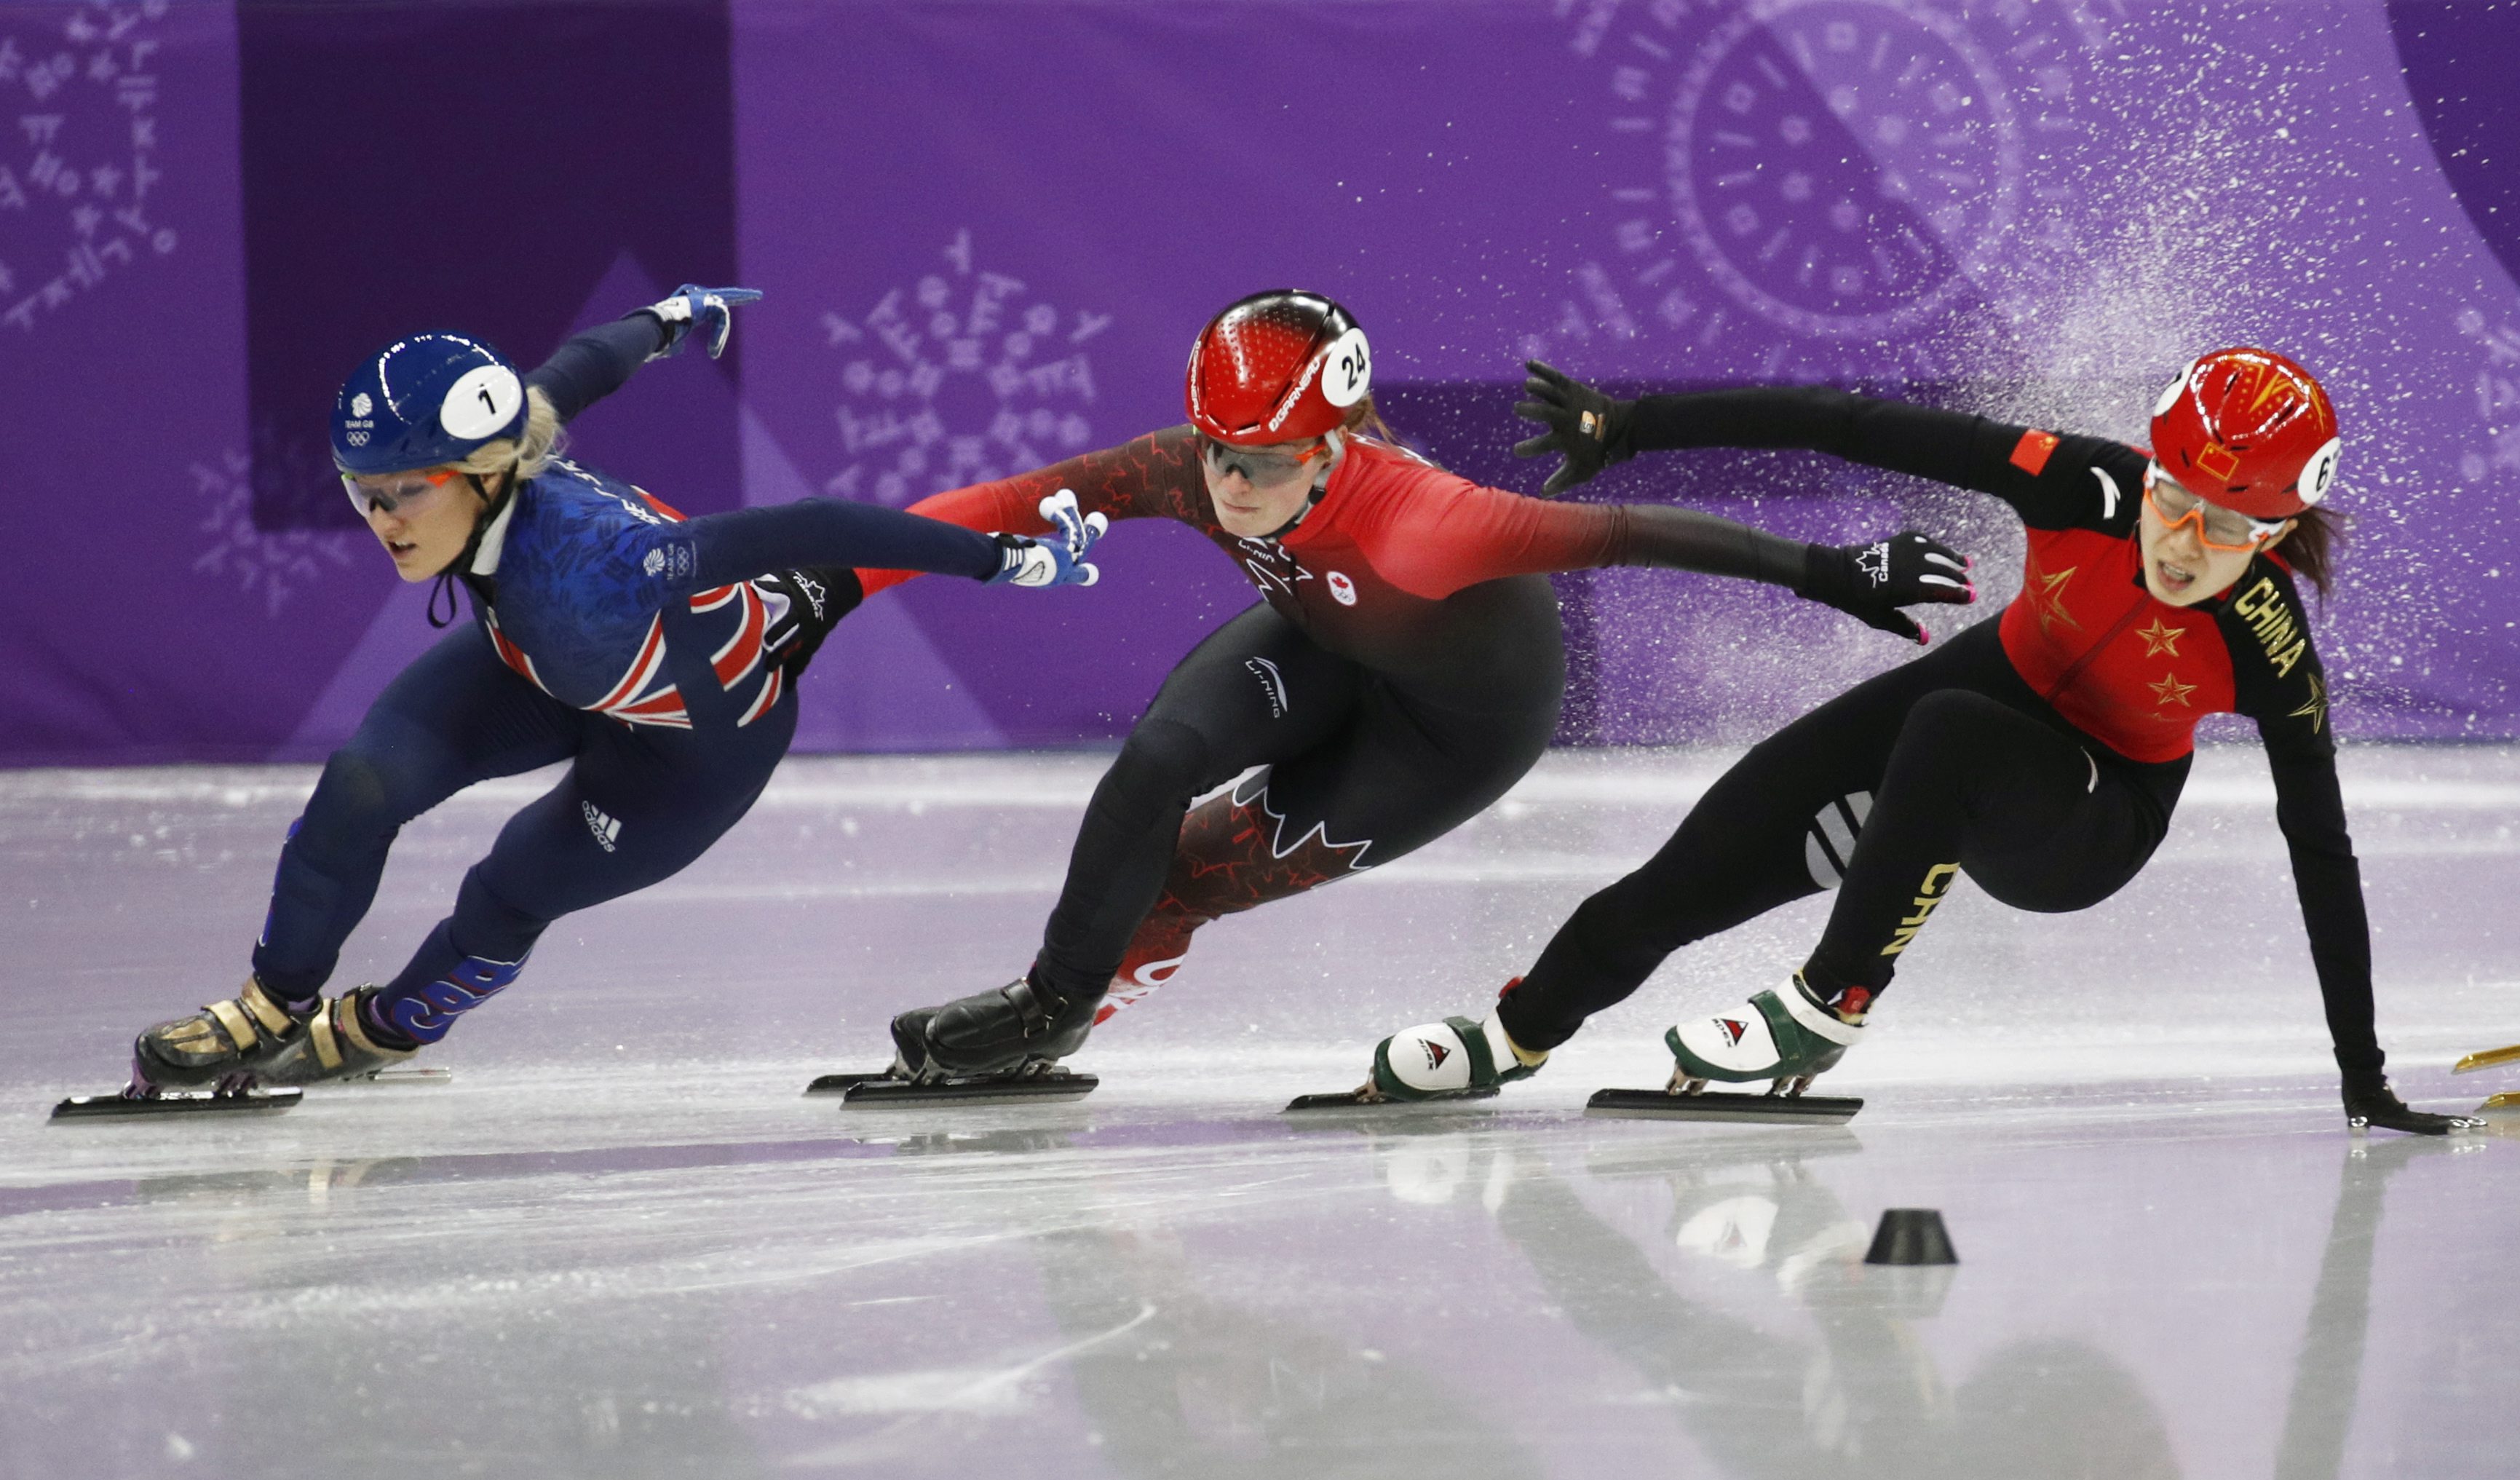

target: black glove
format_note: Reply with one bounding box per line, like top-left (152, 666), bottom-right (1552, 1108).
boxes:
top-left (1513, 360), bottom-right (1636, 496)
top-left (2341, 1073), bottom-right (2485, 1136)
top-left (1796, 532), bottom-right (1976, 644)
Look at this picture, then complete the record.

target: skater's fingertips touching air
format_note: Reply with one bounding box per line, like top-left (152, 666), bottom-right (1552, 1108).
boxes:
top-left (1368, 347), bottom-right (2479, 1136)
top-left (833, 289), bottom-right (1976, 1106)
top-left (93, 282), bottom-right (1115, 1117)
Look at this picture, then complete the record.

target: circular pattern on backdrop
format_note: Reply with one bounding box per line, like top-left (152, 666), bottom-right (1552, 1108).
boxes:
top-left (821, 229), bottom-right (1109, 507)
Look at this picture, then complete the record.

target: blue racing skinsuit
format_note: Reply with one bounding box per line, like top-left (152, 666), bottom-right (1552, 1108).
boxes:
top-left (249, 317), bottom-right (1002, 1044)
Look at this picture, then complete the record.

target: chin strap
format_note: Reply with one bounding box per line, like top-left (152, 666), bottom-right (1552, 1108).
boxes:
top-left (1259, 432), bottom-right (1348, 541)
top-left (425, 471), bottom-right (512, 630)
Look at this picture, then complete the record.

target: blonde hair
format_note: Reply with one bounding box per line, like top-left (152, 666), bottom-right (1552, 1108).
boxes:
top-left (454, 386), bottom-right (563, 482)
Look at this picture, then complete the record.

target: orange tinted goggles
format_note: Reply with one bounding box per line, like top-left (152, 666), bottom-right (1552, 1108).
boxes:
top-left (342, 467), bottom-right (465, 518)
top-left (2144, 467), bottom-right (2289, 552)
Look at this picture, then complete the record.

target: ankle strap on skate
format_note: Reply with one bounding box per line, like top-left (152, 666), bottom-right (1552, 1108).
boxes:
top-left (306, 992), bottom-right (404, 1073)
top-left (204, 977), bottom-right (299, 1053)
top-left (1003, 976), bottom-right (1061, 1037)
top-left (1778, 975), bottom-right (1866, 1046)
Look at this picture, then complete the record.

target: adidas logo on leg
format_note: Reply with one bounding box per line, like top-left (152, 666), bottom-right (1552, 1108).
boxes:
top-left (582, 802), bottom-right (623, 853)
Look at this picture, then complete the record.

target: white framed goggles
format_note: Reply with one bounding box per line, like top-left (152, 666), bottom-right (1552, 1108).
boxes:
top-left (2144, 464), bottom-right (2291, 551)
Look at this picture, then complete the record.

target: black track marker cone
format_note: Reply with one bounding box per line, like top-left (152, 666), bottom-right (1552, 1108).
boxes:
top-left (1864, 1208), bottom-right (1958, 1266)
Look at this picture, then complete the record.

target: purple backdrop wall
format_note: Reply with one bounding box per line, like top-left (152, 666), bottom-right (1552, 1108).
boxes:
top-left (4, 0), bottom-right (2517, 764)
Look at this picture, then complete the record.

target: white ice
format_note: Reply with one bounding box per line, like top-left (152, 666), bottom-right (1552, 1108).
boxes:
top-left (1, 746), bottom-right (2514, 1477)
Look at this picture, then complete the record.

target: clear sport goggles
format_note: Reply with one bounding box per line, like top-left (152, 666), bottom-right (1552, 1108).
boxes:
top-left (2144, 464), bottom-right (2290, 552)
top-left (1197, 434), bottom-right (1328, 488)
top-left (341, 467), bottom-right (467, 519)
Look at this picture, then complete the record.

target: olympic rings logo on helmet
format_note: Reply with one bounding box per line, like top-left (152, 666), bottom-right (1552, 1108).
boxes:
top-left (332, 332), bottom-right (528, 478)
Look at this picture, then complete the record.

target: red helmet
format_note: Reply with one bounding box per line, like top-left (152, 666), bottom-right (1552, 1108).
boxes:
top-left (2148, 347), bottom-right (2342, 519)
top-left (1184, 290), bottom-right (1372, 444)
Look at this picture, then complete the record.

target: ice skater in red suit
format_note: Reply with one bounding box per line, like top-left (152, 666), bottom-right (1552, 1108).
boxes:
top-left (857, 290), bottom-right (1973, 1084)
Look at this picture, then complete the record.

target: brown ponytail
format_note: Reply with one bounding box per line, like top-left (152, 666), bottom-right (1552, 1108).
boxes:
top-left (1341, 394), bottom-right (1400, 446)
top-left (2275, 504), bottom-right (2342, 597)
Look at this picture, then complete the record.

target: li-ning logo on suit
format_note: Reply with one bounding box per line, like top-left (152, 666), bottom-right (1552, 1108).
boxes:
top-left (1245, 657), bottom-right (1289, 719)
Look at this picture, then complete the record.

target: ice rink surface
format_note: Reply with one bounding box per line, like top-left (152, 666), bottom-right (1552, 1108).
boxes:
top-left (3, 745), bottom-right (2516, 1479)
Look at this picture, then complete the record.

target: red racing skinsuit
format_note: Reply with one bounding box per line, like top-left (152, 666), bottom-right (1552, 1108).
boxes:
top-left (862, 424), bottom-right (1888, 1018)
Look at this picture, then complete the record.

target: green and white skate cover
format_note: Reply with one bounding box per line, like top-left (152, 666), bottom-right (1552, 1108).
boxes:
top-left (1667, 973), bottom-right (1863, 1083)
top-left (1372, 1014), bottom-right (1541, 1101)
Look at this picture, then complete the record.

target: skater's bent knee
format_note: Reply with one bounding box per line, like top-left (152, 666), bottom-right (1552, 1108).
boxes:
top-left (1901, 689), bottom-right (2015, 745)
top-left (1109, 719), bottom-right (1222, 801)
top-left (301, 749), bottom-right (416, 843)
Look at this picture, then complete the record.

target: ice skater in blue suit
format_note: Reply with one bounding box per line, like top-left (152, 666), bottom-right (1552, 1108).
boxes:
top-left (124, 286), bottom-right (1106, 1094)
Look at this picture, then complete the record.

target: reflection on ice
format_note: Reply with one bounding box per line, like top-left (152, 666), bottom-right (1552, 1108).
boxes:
top-left (1, 751), bottom-right (2516, 1476)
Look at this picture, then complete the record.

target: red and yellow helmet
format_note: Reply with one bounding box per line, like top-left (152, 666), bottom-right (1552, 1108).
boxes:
top-left (2148, 347), bottom-right (2341, 519)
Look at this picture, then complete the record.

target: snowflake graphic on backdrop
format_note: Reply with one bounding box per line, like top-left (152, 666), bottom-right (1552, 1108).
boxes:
top-left (191, 450), bottom-right (358, 618)
top-left (0, 0), bottom-right (177, 337)
top-left (820, 230), bottom-right (1109, 505)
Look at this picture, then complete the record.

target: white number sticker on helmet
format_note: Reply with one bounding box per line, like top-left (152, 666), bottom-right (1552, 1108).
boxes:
top-left (2298, 436), bottom-right (2342, 505)
top-left (1320, 326), bottom-right (1372, 408)
top-left (440, 365), bottom-right (524, 440)
top-left (2152, 360), bottom-right (2195, 419)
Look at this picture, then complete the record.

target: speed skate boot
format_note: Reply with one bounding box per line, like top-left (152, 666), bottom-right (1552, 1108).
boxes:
top-left (1667, 973), bottom-right (1867, 1097)
top-left (1354, 981), bottom-right (1548, 1104)
top-left (254, 988), bottom-right (419, 1086)
top-left (889, 970), bottom-right (1100, 1083)
top-left (131, 976), bottom-right (317, 1093)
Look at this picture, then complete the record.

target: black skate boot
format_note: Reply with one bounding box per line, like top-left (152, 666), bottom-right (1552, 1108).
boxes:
top-left (812, 972), bottom-right (1101, 1105)
top-left (132, 976), bottom-right (315, 1093)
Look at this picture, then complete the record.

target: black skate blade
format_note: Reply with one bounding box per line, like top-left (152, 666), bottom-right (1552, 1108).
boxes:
top-left (1585, 1087), bottom-right (1862, 1124)
top-left (52, 1088), bottom-right (304, 1120)
top-left (804, 1072), bottom-right (889, 1096)
top-left (1283, 1087), bottom-right (1499, 1113)
top-left (841, 1074), bottom-right (1098, 1107)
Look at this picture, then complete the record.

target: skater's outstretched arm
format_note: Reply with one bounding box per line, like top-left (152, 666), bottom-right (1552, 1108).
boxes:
top-left (856, 430), bottom-right (1209, 595)
top-left (1347, 455), bottom-right (1975, 644)
top-left (526, 317), bottom-right (667, 423)
top-left (1514, 362), bottom-right (2149, 532)
top-left (525, 284), bottom-right (763, 424)
top-left (630, 493), bottom-right (1103, 601)
top-left (2229, 567), bottom-right (2473, 1134)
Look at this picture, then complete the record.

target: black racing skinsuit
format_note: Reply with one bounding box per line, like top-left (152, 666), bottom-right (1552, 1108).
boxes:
top-left (1496, 387), bottom-right (2386, 1088)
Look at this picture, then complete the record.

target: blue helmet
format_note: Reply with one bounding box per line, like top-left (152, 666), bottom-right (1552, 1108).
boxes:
top-left (331, 333), bottom-right (528, 475)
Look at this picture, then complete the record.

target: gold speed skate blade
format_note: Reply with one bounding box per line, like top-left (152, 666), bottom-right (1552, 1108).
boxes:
top-left (804, 1072), bottom-right (889, 1096)
top-left (841, 1072), bottom-right (1098, 1107)
top-left (1284, 1086), bottom-right (1499, 1113)
top-left (1585, 1087), bottom-right (1862, 1124)
top-left (2452, 1043), bottom-right (2520, 1075)
top-left (52, 1088), bottom-right (304, 1120)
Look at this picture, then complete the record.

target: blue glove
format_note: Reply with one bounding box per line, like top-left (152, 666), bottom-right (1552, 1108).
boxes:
top-left (642, 283), bottom-right (763, 360)
top-left (986, 489), bottom-right (1109, 588)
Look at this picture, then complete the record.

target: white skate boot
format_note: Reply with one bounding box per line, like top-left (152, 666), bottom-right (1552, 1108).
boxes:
top-left (1286, 988), bottom-right (1549, 1111)
top-left (1586, 974), bottom-right (1869, 1124)
top-left (1667, 973), bottom-right (1866, 1096)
